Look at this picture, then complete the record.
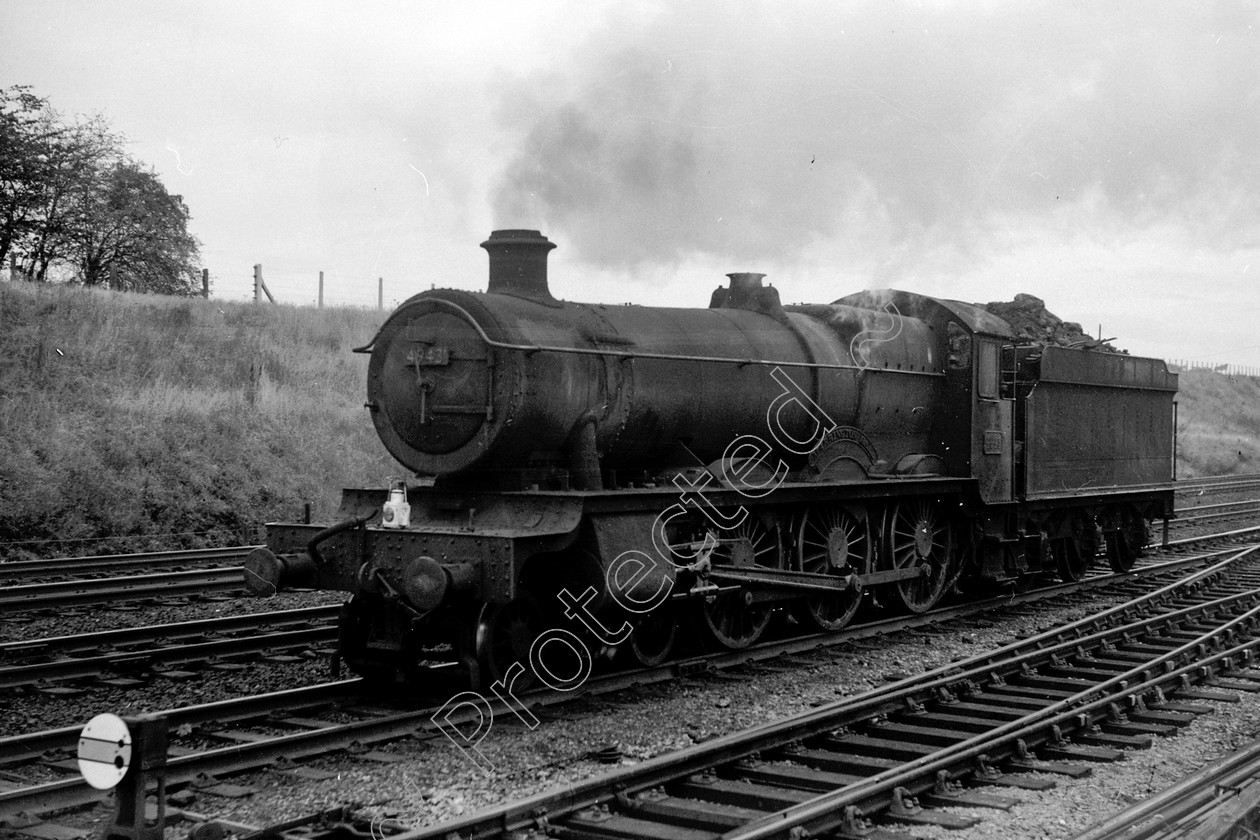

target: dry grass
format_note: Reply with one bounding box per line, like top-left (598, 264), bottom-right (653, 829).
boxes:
top-left (0, 282), bottom-right (394, 559)
top-left (1174, 369), bottom-right (1260, 477)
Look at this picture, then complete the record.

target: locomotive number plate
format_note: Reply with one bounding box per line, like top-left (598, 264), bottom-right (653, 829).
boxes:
top-left (407, 345), bottom-right (450, 366)
top-left (983, 431), bottom-right (1004, 455)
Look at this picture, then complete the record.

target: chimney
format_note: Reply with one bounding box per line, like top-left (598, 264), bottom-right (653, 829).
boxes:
top-left (726, 272), bottom-right (766, 298)
top-left (481, 229), bottom-right (557, 302)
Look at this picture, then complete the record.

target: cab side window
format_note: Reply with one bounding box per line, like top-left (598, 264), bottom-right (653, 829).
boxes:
top-left (947, 322), bottom-right (971, 370)
top-left (977, 339), bottom-right (1000, 399)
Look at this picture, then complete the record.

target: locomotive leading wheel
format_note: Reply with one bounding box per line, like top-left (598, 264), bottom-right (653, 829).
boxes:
top-left (475, 592), bottom-right (549, 691)
top-left (793, 504), bottom-right (868, 631)
top-left (697, 513), bottom-right (779, 649)
top-left (884, 499), bottom-right (954, 613)
top-left (337, 598), bottom-right (399, 684)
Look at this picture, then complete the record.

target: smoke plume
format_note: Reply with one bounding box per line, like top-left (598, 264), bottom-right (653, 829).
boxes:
top-left (490, 2), bottom-right (1259, 277)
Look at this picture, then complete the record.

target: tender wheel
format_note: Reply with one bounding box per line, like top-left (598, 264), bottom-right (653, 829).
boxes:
top-left (1115, 515), bottom-right (1149, 570)
top-left (1106, 530), bottom-right (1138, 573)
top-left (1054, 535), bottom-right (1091, 582)
top-left (792, 504), bottom-right (868, 631)
top-left (1129, 518), bottom-right (1150, 558)
top-left (1101, 509), bottom-right (1144, 573)
top-left (697, 513), bottom-right (779, 649)
top-left (884, 499), bottom-right (955, 613)
top-left (475, 592), bottom-right (549, 691)
top-left (622, 604), bottom-right (677, 667)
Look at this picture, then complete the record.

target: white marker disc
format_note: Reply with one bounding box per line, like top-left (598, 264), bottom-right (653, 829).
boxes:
top-left (77, 713), bottom-right (132, 790)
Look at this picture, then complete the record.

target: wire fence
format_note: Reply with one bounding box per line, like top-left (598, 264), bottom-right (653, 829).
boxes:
top-left (1165, 359), bottom-right (1260, 379)
top-left (6, 265), bottom-right (1260, 376)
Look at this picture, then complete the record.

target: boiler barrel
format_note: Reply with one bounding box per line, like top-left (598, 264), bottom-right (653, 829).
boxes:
top-left (366, 290), bottom-right (941, 478)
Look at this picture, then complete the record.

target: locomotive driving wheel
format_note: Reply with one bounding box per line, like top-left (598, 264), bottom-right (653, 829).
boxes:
top-left (792, 504), bottom-right (868, 631)
top-left (884, 499), bottom-right (955, 613)
top-left (697, 512), bottom-right (781, 649)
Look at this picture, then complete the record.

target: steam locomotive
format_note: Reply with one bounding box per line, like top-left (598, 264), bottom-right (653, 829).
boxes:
top-left (245, 230), bottom-right (1177, 688)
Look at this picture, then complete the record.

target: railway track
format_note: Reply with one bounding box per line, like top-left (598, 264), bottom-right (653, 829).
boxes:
top-left (8, 538), bottom-right (1249, 840)
top-left (0, 566), bottom-right (246, 614)
top-left (0, 605), bottom-right (339, 690)
top-left (377, 541), bottom-right (1260, 840)
top-left (1071, 733), bottom-right (1260, 840)
top-left (0, 545), bottom-right (258, 584)
top-left (2, 532), bottom-right (1257, 831)
top-left (1170, 498), bottom-right (1260, 531)
top-left (1173, 473), bottom-right (1260, 495)
top-left (1, 506), bottom-right (1259, 836)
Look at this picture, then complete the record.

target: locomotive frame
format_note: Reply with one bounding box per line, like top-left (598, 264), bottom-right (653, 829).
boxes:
top-left (246, 230), bottom-right (1177, 689)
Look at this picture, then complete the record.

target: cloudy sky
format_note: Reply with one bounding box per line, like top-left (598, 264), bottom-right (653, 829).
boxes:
top-left (3, 1), bottom-right (1258, 366)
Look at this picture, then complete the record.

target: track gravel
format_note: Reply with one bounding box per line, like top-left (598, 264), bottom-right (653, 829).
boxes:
top-left (117, 579), bottom-right (1260, 837)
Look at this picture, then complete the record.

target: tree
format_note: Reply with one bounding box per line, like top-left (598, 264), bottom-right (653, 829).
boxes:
top-left (0, 86), bottom-right (53, 273)
top-left (22, 111), bottom-right (123, 282)
top-left (1, 86), bottom-right (201, 295)
top-left (68, 160), bottom-right (202, 295)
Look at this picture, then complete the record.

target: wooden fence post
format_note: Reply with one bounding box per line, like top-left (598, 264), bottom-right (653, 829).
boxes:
top-left (253, 264), bottom-right (275, 303)
top-left (202, 268), bottom-right (209, 299)
top-left (378, 277), bottom-right (383, 310)
top-left (318, 271), bottom-right (324, 309)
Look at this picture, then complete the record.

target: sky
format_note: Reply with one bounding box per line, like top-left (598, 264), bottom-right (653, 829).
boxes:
top-left (3, 1), bottom-right (1259, 367)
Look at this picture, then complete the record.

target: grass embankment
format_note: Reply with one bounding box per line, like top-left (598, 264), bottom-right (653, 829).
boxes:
top-left (1, 282), bottom-right (1256, 560)
top-left (0, 282), bottom-right (394, 560)
top-left (1175, 369), bottom-right (1260, 477)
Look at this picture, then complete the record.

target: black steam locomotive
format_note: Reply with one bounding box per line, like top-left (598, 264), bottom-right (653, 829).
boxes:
top-left (245, 230), bottom-right (1177, 688)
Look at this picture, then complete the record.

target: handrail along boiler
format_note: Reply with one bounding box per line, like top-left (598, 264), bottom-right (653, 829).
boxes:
top-left (244, 229), bottom-right (1178, 687)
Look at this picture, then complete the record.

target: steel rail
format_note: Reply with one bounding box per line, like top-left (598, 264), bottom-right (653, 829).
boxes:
top-left (0, 605), bottom-right (338, 661)
top-left (0, 567), bottom-right (244, 612)
top-left (0, 545), bottom-right (259, 581)
top-left (0, 625), bottom-right (337, 690)
top-left (1174, 498), bottom-right (1260, 514)
top-left (0, 680), bottom-right (363, 763)
top-left (1173, 477), bottom-right (1260, 495)
top-left (1071, 733), bottom-right (1260, 840)
top-left (1174, 473), bottom-right (1260, 488)
top-left (1170, 502), bottom-right (1260, 527)
top-left (1164, 523), bottom-right (1260, 547)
